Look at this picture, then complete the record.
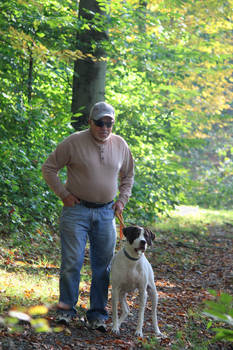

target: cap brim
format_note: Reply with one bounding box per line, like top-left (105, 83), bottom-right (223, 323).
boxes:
top-left (92, 114), bottom-right (115, 121)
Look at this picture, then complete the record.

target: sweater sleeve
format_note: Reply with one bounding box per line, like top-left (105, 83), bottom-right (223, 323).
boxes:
top-left (41, 140), bottom-right (71, 200)
top-left (118, 145), bottom-right (134, 206)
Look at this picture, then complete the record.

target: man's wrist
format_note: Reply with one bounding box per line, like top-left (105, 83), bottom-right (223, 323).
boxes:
top-left (118, 200), bottom-right (124, 207)
top-left (117, 199), bottom-right (125, 208)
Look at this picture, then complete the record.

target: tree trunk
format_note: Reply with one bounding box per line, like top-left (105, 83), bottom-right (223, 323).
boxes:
top-left (71, 0), bottom-right (109, 130)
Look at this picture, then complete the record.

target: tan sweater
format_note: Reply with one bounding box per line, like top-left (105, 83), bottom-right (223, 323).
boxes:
top-left (42, 129), bottom-right (134, 205)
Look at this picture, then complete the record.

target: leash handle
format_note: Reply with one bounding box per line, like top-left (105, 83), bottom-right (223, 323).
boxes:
top-left (116, 212), bottom-right (125, 227)
top-left (116, 212), bottom-right (125, 239)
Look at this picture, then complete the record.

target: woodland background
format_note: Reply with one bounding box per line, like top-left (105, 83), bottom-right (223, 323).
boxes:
top-left (0, 0), bottom-right (233, 235)
top-left (0, 0), bottom-right (233, 349)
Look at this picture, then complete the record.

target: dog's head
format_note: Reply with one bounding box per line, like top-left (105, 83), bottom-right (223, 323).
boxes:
top-left (123, 226), bottom-right (155, 254)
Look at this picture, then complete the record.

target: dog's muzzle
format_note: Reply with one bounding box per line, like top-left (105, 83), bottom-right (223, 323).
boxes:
top-left (135, 240), bottom-right (146, 252)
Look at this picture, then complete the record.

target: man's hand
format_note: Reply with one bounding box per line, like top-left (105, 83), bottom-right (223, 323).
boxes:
top-left (62, 194), bottom-right (80, 207)
top-left (112, 200), bottom-right (124, 215)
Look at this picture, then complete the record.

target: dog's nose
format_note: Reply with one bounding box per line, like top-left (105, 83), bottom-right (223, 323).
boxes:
top-left (140, 240), bottom-right (146, 246)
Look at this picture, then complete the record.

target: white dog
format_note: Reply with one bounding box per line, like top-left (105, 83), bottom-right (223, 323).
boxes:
top-left (111, 225), bottom-right (162, 337)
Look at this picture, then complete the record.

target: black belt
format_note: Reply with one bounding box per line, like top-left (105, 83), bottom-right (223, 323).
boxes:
top-left (80, 200), bottom-right (113, 208)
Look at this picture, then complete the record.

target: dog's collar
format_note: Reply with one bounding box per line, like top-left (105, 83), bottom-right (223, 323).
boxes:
top-left (123, 248), bottom-right (141, 261)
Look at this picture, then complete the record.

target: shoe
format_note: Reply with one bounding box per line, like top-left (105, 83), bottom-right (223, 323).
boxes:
top-left (88, 319), bottom-right (107, 333)
top-left (56, 313), bottom-right (73, 325)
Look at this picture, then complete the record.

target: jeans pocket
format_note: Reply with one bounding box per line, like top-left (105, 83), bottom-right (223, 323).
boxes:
top-left (103, 203), bottom-right (115, 220)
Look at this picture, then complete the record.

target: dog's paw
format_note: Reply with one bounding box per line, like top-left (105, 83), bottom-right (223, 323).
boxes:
top-left (112, 327), bottom-right (120, 335)
top-left (155, 330), bottom-right (165, 338)
top-left (135, 330), bottom-right (143, 337)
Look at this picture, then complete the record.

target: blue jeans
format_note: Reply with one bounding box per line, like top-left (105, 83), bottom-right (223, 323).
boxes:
top-left (58, 201), bottom-right (116, 321)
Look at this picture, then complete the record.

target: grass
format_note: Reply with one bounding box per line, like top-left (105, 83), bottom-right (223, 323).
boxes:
top-left (154, 205), bottom-right (233, 237)
top-left (0, 228), bottom-right (93, 314)
top-left (0, 251), bottom-right (59, 313)
top-left (0, 268), bottom-right (58, 312)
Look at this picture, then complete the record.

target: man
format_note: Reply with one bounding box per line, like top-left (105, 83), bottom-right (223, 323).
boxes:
top-left (42, 101), bottom-right (134, 331)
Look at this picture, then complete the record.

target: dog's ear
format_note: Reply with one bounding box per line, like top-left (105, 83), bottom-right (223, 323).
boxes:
top-left (123, 226), bottom-right (135, 238)
top-left (144, 228), bottom-right (155, 246)
top-left (122, 227), bottom-right (128, 238)
top-left (123, 226), bottom-right (141, 244)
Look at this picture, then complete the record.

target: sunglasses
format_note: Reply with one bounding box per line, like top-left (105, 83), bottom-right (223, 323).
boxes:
top-left (93, 119), bottom-right (114, 128)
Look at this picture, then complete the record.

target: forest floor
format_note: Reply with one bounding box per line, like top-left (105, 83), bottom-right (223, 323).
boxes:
top-left (0, 206), bottom-right (232, 349)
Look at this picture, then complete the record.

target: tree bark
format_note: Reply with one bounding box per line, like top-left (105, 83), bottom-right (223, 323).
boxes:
top-left (71, 0), bottom-right (109, 130)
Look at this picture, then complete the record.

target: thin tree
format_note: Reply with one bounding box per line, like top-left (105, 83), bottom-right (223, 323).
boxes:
top-left (71, 0), bottom-right (109, 130)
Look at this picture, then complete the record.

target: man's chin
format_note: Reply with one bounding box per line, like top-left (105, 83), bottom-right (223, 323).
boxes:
top-left (96, 135), bottom-right (111, 142)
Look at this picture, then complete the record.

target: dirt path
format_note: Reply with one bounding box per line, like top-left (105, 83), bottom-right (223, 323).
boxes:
top-left (1, 224), bottom-right (232, 349)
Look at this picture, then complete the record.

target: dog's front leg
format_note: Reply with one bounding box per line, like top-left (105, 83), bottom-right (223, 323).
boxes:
top-left (151, 285), bottom-right (162, 336)
top-left (112, 287), bottom-right (120, 334)
top-left (135, 289), bottom-right (147, 337)
top-left (118, 293), bottom-right (129, 326)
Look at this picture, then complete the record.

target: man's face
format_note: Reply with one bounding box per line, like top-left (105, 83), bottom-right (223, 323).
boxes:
top-left (89, 116), bottom-right (114, 142)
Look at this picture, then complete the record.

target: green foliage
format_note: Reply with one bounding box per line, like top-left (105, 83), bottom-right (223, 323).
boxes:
top-left (0, 0), bottom-right (76, 236)
top-left (203, 291), bottom-right (233, 343)
top-left (0, 82), bottom-right (72, 236)
top-left (107, 71), bottom-right (191, 223)
top-left (107, 0), bottom-right (233, 121)
top-left (182, 119), bottom-right (233, 209)
top-left (0, 0), bottom-right (232, 236)
top-left (104, 0), bottom-right (233, 221)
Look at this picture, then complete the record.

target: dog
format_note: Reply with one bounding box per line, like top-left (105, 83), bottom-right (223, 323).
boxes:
top-left (111, 225), bottom-right (162, 337)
